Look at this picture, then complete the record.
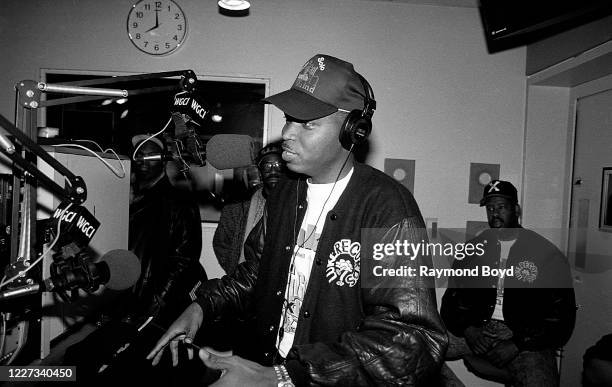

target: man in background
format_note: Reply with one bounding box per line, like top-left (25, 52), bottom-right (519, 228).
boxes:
top-left (441, 179), bottom-right (576, 386)
top-left (213, 141), bottom-right (284, 275)
top-left (65, 135), bottom-right (205, 385)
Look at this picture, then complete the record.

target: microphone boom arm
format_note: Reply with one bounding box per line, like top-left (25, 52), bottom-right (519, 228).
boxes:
top-left (6, 69), bottom-right (199, 205)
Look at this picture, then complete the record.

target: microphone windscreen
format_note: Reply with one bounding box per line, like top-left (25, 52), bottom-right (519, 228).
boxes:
top-left (206, 134), bottom-right (256, 170)
top-left (99, 249), bottom-right (141, 290)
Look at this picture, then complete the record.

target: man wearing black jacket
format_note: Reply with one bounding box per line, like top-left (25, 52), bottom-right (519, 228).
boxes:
top-left (441, 179), bottom-right (576, 386)
top-left (65, 135), bottom-right (206, 386)
top-left (148, 54), bottom-right (447, 386)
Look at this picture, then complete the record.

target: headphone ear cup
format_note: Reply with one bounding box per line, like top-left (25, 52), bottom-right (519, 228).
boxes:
top-left (339, 110), bottom-right (371, 151)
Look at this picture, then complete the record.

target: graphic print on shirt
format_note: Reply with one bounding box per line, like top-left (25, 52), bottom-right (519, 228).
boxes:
top-left (326, 239), bottom-right (360, 287)
top-left (278, 222), bottom-right (319, 356)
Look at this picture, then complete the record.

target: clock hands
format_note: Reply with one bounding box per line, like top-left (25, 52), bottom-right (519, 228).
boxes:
top-left (144, 9), bottom-right (161, 33)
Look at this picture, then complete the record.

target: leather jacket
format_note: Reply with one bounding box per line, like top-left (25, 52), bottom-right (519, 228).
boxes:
top-left (196, 163), bottom-right (447, 386)
top-left (128, 176), bottom-right (205, 324)
top-left (441, 227), bottom-right (576, 351)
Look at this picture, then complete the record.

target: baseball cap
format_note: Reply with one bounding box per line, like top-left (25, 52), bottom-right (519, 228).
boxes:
top-left (263, 54), bottom-right (367, 121)
top-left (131, 134), bottom-right (165, 151)
top-left (257, 141), bottom-right (283, 161)
top-left (480, 179), bottom-right (518, 206)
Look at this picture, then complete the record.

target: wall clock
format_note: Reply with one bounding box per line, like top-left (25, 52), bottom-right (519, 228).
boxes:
top-left (127, 0), bottom-right (187, 55)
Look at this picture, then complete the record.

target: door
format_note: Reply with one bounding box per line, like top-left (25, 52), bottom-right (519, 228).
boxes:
top-left (564, 76), bottom-right (612, 386)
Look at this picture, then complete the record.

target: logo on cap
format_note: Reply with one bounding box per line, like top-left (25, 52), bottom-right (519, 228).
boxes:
top-left (317, 56), bottom-right (326, 70)
top-left (294, 59), bottom-right (321, 94)
top-left (487, 181), bottom-right (501, 193)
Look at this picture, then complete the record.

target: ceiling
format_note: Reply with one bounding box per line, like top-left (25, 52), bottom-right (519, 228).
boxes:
top-left (351, 0), bottom-right (478, 8)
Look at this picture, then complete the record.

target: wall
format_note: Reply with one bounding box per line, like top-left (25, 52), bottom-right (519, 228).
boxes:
top-left (522, 85), bottom-right (572, 246)
top-left (0, 0), bottom-right (526, 230)
top-left (0, 1), bottom-right (527, 385)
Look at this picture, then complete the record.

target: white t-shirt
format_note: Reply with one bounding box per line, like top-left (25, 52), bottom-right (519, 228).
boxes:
top-left (276, 168), bottom-right (354, 357)
top-left (491, 239), bottom-right (515, 321)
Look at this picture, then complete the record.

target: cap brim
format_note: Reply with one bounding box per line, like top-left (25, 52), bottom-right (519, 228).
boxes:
top-left (479, 194), bottom-right (516, 206)
top-left (132, 135), bottom-right (163, 149)
top-left (263, 89), bottom-right (337, 121)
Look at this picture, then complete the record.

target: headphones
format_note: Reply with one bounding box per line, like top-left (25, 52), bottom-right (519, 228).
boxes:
top-left (339, 73), bottom-right (377, 151)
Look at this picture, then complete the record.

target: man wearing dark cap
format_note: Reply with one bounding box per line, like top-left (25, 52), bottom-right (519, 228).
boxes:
top-left (214, 141), bottom-right (285, 275)
top-left (148, 54), bottom-right (447, 386)
top-left (441, 179), bottom-right (576, 386)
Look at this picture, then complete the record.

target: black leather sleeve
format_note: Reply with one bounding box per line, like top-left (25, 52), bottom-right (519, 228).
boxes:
top-left (195, 217), bottom-right (265, 321)
top-left (156, 201), bottom-right (204, 313)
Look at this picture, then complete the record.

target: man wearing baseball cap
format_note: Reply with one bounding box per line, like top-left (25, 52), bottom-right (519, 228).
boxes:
top-left (441, 179), bottom-right (576, 386)
top-left (148, 54), bottom-right (447, 386)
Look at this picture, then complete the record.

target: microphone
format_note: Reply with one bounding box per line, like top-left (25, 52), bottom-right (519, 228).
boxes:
top-left (49, 201), bottom-right (101, 255)
top-left (206, 134), bottom-right (257, 169)
top-left (0, 250), bottom-right (141, 301)
top-left (171, 91), bottom-right (208, 166)
top-left (172, 91), bottom-right (209, 127)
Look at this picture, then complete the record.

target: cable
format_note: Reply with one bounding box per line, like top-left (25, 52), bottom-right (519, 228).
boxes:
top-left (0, 313), bottom-right (6, 358)
top-left (131, 116), bottom-right (173, 162)
top-left (0, 203), bottom-right (70, 290)
top-left (71, 139), bottom-right (129, 178)
top-left (295, 149), bottom-right (352, 250)
top-left (52, 144), bottom-right (126, 178)
top-left (72, 139), bottom-right (104, 153)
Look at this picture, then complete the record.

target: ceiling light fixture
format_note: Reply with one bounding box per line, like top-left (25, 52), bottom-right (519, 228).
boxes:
top-left (218, 0), bottom-right (250, 16)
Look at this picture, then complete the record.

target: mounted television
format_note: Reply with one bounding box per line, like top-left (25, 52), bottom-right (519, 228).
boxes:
top-left (479, 1), bottom-right (612, 53)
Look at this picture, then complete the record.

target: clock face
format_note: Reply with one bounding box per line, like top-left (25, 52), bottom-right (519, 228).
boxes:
top-left (127, 0), bottom-right (187, 55)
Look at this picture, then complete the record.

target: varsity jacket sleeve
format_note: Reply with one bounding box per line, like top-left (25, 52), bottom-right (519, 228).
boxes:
top-left (509, 253), bottom-right (577, 351)
top-left (284, 216), bottom-right (448, 386)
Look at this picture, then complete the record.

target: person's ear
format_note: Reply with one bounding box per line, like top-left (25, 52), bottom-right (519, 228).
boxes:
top-left (515, 204), bottom-right (522, 219)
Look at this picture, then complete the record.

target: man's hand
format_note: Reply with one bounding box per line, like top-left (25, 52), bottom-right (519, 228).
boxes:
top-left (146, 302), bottom-right (204, 366)
top-left (199, 347), bottom-right (278, 387)
top-left (464, 325), bottom-right (498, 355)
top-left (486, 340), bottom-right (519, 368)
